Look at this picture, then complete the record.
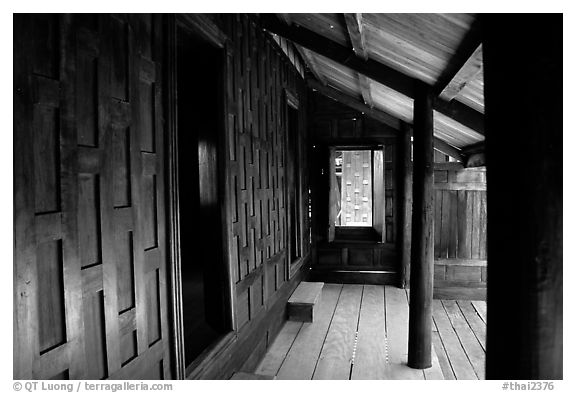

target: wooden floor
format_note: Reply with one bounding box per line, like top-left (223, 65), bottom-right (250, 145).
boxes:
top-left (255, 284), bottom-right (486, 380)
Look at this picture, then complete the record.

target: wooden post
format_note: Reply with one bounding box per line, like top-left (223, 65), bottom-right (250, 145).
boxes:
top-left (407, 82), bottom-right (435, 369)
top-left (483, 14), bottom-right (562, 379)
top-left (398, 122), bottom-right (413, 288)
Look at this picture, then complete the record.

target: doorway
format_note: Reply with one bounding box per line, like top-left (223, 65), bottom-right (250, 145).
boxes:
top-left (176, 24), bottom-right (230, 369)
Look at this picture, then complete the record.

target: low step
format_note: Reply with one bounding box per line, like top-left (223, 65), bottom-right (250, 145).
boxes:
top-left (230, 372), bottom-right (276, 380)
top-left (287, 281), bottom-right (324, 322)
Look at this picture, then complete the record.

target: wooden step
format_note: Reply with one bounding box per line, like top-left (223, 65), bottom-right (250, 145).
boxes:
top-left (288, 281), bottom-right (324, 322)
top-left (230, 372), bottom-right (276, 380)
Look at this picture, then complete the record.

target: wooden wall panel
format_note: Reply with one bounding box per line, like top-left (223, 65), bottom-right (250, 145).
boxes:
top-left (14, 14), bottom-right (170, 380)
top-left (433, 163), bottom-right (487, 299)
top-left (222, 15), bottom-right (309, 336)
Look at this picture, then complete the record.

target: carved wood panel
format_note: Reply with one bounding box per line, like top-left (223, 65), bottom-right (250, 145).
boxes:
top-left (14, 14), bottom-right (170, 380)
top-left (221, 15), bottom-right (308, 332)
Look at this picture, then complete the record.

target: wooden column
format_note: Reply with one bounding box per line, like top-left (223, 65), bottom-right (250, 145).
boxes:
top-left (407, 82), bottom-right (435, 369)
top-left (483, 14), bottom-right (562, 379)
top-left (398, 122), bottom-right (413, 288)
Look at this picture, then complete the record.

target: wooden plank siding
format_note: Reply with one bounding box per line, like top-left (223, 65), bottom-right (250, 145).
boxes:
top-left (14, 14), bottom-right (170, 379)
top-left (433, 163), bottom-right (486, 300)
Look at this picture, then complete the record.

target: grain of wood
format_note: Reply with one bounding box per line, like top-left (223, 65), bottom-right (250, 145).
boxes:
top-left (471, 301), bottom-right (487, 324)
top-left (424, 336), bottom-right (446, 380)
top-left (255, 321), bottom-right (303, 376)
top-left (385, 286), bottom-right (425, 379)
top-left (433, 300), bottom-right (477, 379)
top-left (431, 329), bottom-right (455, 379)
top-left (313, 284), bottom-right (363, 380)
top-left (351, 285), bottom-right (388, 379)
top-left (457, 301), bottom-right (486, 351)
top-left (443, 300), bottom-right (485, 379)
top-left (276, 284), bottom-right (342, 380)
top-left (288, 282), bottom-right (324, 305)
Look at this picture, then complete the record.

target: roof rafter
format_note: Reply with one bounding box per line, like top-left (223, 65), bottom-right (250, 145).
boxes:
top-left (261, 14), bottom-right (484, 135)
top-left (343, 13), bottom-right (369, 60)
top-left (358, 74), bottom-right (374, 108)
top-left (308, 78), bottom-right (464, 162)
top-left (342, 13), bottom-right (373, 108)
top-left (434, 17), bottom-right (483, 100)
top-left (438, 45), bottom-right (483, 101)
top-left (295, 45), bottom-right (328, 86)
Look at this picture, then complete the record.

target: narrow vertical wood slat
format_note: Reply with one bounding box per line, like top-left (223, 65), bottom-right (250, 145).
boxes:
top-left (14, 14), bottom-right (37, 380)
top-left (99, 14), bottom-right (122, 374)
top-left (128, 14), bottom-right (149, 357)
top-left (59, 14), bottom-right (87, 379)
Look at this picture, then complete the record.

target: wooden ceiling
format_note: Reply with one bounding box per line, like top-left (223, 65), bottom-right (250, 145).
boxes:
top-left (263, 13), bottom-right (486, 153)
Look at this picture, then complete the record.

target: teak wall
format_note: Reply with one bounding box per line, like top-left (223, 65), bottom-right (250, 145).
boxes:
top-left (14, 14), bottom-right (171, 379)
top-left (182, 15), bottom-right (311, 378)
top-left (14, 13), bottom-right (311, 380)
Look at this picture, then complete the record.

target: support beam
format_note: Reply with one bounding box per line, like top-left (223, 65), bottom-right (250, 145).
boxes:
top-left (308, 78), bottom-right (400, 130)
top-left (407, 82), bottom-right (435, 370)
top-left (296, 46), bottom-right (328, 86)
top-left (397, 122), bottom-right (412, 288)
top-left (260, 14), bottom-right (484, 135)
top-left (358, 74), bottom-right (373, 108)
top-left (343, 13), bottom-right (368, 60)
top-left (433, 137), bottom-right (464, 163)
top-left (434, 17), bottom-right (483, 98)
top-left (308, 78), bottom-right (465, 162)
top-left (438, 45), bottom-right (483, 101)
top-left (483, 14), bottom-right (562, 380)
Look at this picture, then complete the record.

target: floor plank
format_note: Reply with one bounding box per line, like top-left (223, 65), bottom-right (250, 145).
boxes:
top-left (443, 300), bottom-right (485, 379)
top-left (432, 328), bottom-right (455, 380)
top-left (424, 337), bottom-right (446, 380)
top-left (351, 285), bottom-right (388, 380)
top-left (385, 286), bottom-right (425, 380)
top-left (433, 300), bottom-right (478, 380)
top-left (255, 321), bottom-right (303, 376)
top-left (276, 283), bottom-right (342, 380)
top-left (313, 284), bottom-right (363, 380)
top-left (457, 300), bottom-right (486, 351)
top-left (471, 300), bottom-right (487, 324)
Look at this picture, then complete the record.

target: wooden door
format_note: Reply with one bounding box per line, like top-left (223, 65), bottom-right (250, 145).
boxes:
top-left (14, 14), bottom-right (171, 380)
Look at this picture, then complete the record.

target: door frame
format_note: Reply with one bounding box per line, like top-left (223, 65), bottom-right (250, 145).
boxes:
top-left (164, 14), bottom-right (234, 380)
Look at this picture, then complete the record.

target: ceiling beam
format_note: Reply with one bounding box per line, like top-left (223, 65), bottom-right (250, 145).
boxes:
top-left (343, 13), bottom-right (368, 60)
top-left (308, 78), bottom-right (400, 130)
top-left (308, 78), bottom-right (464, 162)
top-left (358, 74), bottom-right (374, 108)
top-left (434, 17), bottom-right (483, 99)
top-left (260, 14), bottom-right (484, 135)
top-left (342, 14), bottom-right (373, 108)
top-left (438, 45), bottom-right (483, 101)
top-left (295, 45), bottom-right (328, 86)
